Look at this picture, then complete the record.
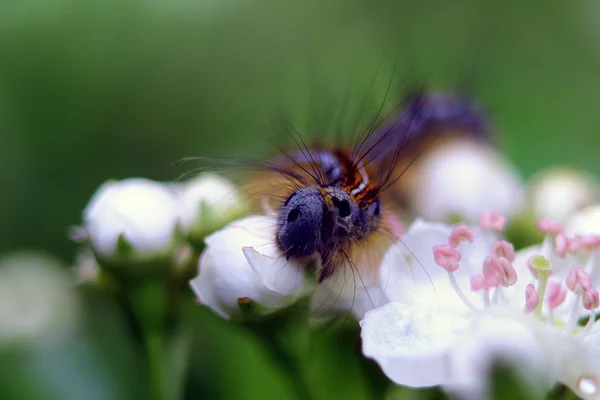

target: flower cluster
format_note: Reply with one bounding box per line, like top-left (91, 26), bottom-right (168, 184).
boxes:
top-left (360, 213), bottom-right (600, 400)
top-left (71, 146), bottom-right (600, 400)
top-left (77, 174), bottom-right (244, 269)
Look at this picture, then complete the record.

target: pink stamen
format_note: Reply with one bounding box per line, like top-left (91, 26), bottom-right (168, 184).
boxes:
top-left (536, 218), bottom-right (564, 235)
top-left (554, 234), bottom-right (575, 258)
top-left (498, 257), bottom-right (518, 286)
top-left (449, 225), bottom-right (476, 248)
top-left (566, 267), bottom-right (592, 292)
top-left (470, 257), bottom-right (511, 292)
top-left (491, 240), bottom-right (516, 263)
top-left (482, 256), bottom-right (503, 288)
top-left (575, 235), bottom-right (600, 253)
top-left (470, 273), bottom-right (487, 291)
top-left (479, 212), bottom-right (507, 232)
top-left (525, 283), bottom-right (538, 313)
top-left (433, 245), bottom-right (461, 273)
top-left (569, 237), bottom-right (584, 253)
top-left (546, 282), bottom-right (567, 310)
top-left (583, 288), bottom-right (600, 310)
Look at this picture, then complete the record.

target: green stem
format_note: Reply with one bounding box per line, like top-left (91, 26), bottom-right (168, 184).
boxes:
top-left (535, 270), bottom-right (549, 318)
top-left (169, 326), bottom-right (194, 400)
top-left (262, 339), bottom-right (314, 400)
top-left (128, 281), bottom-right (174, 400)
top-left (144, 330), bottom-right (171, 400)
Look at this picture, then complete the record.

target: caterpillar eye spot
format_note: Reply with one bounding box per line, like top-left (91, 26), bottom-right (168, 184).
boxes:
top-left (287, 208), bottom-right (300, 223)
top-left (332, 197), bottom-right (351, 218)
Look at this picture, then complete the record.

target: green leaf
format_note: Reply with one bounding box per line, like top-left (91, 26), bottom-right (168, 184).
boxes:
top-left (490, 362), bottom-right (544, 400)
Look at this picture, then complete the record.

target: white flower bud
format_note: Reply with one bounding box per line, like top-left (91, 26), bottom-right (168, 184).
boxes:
top-left (83, 178), bottom-right (179, 261)
top-left (527, 167), bottom-right (600, 223)
top-left (177, 174), bottom-right (245, 241)
top-left (409, 140), bottom-right (524, 222)
top-left (565, 204), bottom-right (600, 236)
top-left (190, 215), bottom-right (306, 319)
top-left (0, 252), bottom-right (80, 345)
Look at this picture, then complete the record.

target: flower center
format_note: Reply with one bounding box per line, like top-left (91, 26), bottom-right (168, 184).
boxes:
top-left (432, 215), bottom-right (600, 337)
top-left (430, 214), bottom-right (600, 398)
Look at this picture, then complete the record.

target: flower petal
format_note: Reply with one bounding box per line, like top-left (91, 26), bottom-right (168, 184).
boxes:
top-left (243, 247), bottom-right (304, 296)
top-left (527, 167), bottom-right (600, 223)
top-left (177, 174), bottom-right (241, 233)
top-left (83, 178), bottom-right (178, 259)
top-left (389, 218), bottom-right (453, 281)
top-left (310, 279), bottom-right (386, 321)
top-left (447, 310), bottom-right (554, 399)
top-left (547, 324), bottom-right (600, 400)
top-left (565, 205), bottom-right (600, 236)
top-left (190, 215), bottom-right (301, 318)
top-left (360, 301), bottom-right (469, 387)
top-left (204, 215), bottom-right (276, 251)
top-left (380, 219), bottom-right (484, 310)
top-left (189, 252), bottom-right (230, 319)
top-left (409, 140), bottom-right (524, 222)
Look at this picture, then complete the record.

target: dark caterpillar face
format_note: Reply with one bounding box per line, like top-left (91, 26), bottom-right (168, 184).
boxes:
top-left (276, 187), bottom-right (381, 261)
top-left (264, 89), bottom-right (491, 285)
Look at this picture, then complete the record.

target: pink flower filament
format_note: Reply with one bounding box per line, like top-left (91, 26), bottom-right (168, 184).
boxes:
top-left (433, 245), bottom-right (461, 273)
top-left (479, 212), bottom-right (507, 232)
top-left (449, 225), bottom-right (476, 248)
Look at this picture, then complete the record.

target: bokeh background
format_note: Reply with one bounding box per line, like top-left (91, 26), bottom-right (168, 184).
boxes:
top-left (1, 0), bottom-right (599, 399)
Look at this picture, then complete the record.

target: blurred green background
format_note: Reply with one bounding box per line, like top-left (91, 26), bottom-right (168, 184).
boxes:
top-left (1, 0), bottom-right (599, 399)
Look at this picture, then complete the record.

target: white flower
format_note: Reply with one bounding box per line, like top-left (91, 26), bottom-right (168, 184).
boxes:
top-left (565, 205), bottom-right (600, 236)
top-left (409, 140), bottom-right (524, 222)
top-left (527, 167), bottom-right (600, 223)
top-left (190, 215), bottom-right (306, 319)
top-left (0, 252), bottom-right (80, 345)
top-left (360, 218), bottom-right (600, 399)
top-left (177, 174), bottom-right (244, 239)
top-left (83, 178), bottom-right (179, 261)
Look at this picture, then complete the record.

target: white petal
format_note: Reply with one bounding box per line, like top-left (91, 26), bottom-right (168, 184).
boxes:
top-left (206, 215), bottom-right (276, 247)
top-left (177, 174), bottom-right (241, 233)
top-left (191, 246), bottom-right (284, 318)
top-left (243, 247), bottom-right (305, 296)
top-left (447, 309), bottom-right (600, 400)
top-left (447, 310), bottom-right (554, 399)
top-left (528, 167), bottom-right (599, 223)
top-left (581, 321), bottom-right (600, 355)
top-left (350, 283), bottom-right (387, 320)
top-left (409, 140), bottom-right (524, 222)
top-left (547, 325), bottom-right (600, 400)
top-left (190, 215), bottom-right (303, 318)
top-left (390, 218), bottom-right (453, 282)
top-left (565, 205), bottom-right (600, 236)
top-left (360, 302), bottom-right (469, 387)
top-left (203, 216), bottom-right (278, 261)
top-left (189, 252), bottom-right (230, 319)
top-left (310, 280), bottom-right (387, 321)
top-left (83, 178), bottom-right (178, 259)
top-left (380, 219), bottom-right (483, 311)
